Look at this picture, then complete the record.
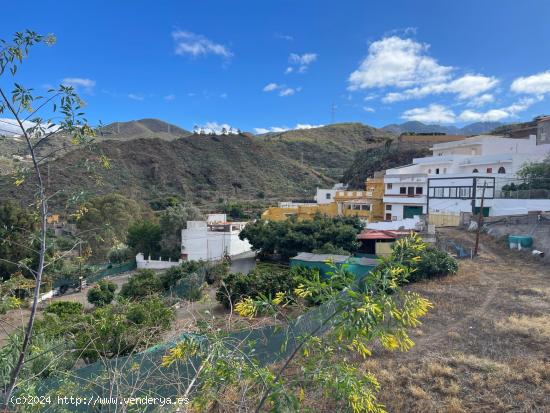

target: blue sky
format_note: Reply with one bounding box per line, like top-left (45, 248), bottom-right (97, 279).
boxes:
top-left (2, 0), bottom-right (550, 133)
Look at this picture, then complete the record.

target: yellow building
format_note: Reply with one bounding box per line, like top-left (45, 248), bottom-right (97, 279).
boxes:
top-left (261, 173), bottom-right (386, 222)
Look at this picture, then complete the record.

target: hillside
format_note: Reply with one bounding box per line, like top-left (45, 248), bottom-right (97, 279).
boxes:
top-left (382, 121), bottom-right (503, 136)
top-left (1, 133), bottom-right (336, 210)
top-left (98, 118), bottom-right (191, 140)
top-left (0, 119), bottom-right (192, 175)
top-left (0, 120), bottom-right (402, 211)
top-left (257, 123), bottom-right (393, 178)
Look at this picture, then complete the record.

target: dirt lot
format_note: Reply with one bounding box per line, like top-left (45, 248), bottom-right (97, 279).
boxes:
top-left (363, 228), bottom-right (550, 413)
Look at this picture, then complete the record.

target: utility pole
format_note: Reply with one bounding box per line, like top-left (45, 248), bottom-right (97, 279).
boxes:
top-left (473, 182), bottom-right (487, 257)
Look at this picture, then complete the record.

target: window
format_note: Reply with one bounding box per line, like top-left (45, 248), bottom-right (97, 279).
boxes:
top-left (399, 187), bottom-right (406, 194)
top-left (325, 193), bottom-right (331, 199)
top-left (386, 183), bottom-right (393, 190)
top-left (473, 168), bottom-right (479, 173)
top-left (416, 187), bottom-right (423, 195)
top-left (486, 167), bottom-right (493, 173)
top-left (443, 167), bottom-right (447, 173)
top-left (385, 213), bottom-right (392, 221)
top-left (428, 169), bottom-right (432, 174)
top-left (459, 187), bottom-right (470, 198)
top-left (498, 166), bottom-right (506, 174)
top-left (386, 204), bottom-right (392, 211)
top-left (435, 168), bottom-right (440, 174)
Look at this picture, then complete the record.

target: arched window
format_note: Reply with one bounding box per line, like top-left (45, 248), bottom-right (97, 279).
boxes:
top-left (498, 166), bottom-right (506, 174)
top-left (473, 168), bottom-right (479, 173)
top-left (486, 167), bottom-right (493, 173)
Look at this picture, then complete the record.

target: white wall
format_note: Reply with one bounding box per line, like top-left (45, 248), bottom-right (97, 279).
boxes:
top-left (315, 188), bottom-right (337, 204)
top-left (181, 221), bottom-right (252, 261)
top-left (490, 199), bottom-right (550, 216)
top-left (136, 253), bottom-right (181, 269)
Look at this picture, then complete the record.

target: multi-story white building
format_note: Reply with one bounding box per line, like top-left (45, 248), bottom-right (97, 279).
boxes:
top-left (383, 129), bottom-right (550, 220)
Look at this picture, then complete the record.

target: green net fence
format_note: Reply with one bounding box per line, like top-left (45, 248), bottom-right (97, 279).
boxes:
top-left (22, 289), bottom-right (341, 412)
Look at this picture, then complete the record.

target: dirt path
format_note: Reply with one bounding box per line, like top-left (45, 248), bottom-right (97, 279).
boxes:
top-left (364, 228), bottom-right (550, 413)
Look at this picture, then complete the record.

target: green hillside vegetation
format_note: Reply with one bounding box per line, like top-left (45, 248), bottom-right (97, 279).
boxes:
top-left (1, 121), bottom-right (398, 211)
top-left (258, 123), bottom-right (392, 177)
top-left (1, 132), bottom-right (336, 210)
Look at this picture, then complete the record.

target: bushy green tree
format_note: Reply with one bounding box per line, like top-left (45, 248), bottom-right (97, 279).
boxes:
top-left (43, 301), bottom-right (83, 318)
top-left (0, 202), bottom-right (38, 280)
top-left (127, 220), bottom-right (162, 259)
top-left (119, 269), bottom-right (162, 299)
top-left (159, 204), bottom-right (203, 259)
top-left (107, 246), bottom-right (133, 263)
top-left (216, 263), bottom-right (296, 309)
top-left (517, 156), bottom-right (550, 190)
top-left (75, 194), bottom-right (148, 260)
top-left (87, 279), bottom-right (117, 306)
top-left (239, 215), bottom-right (362, 260)
top-left (75, 297), bottom-right (174, 362)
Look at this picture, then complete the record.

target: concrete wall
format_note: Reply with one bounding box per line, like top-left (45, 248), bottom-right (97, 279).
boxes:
top-left (136, 253), bottom-right (181, 269)
top-left (181, 222), bottom-right (252, 261)
top-left (483, 213), bottom-right (550, 262)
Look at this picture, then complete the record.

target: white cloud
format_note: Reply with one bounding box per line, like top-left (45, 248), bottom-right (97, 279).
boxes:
top-left (511, 71), bottom-right (550, 95)
top-left (263, 83), bottom-right (301, 96)
top-left (295, 123), bottom-right (324, 129)
top-left (61, 77), bottom-right (96, 93)
top-left (128, 93), bottom-right (144, 101)
top-left (288, 53), bottom-right (318, 73)
top-left (219, 93), bottom-right (228, 99)
top-left (172, 30), bottom-right (232, 58)
top-left (201, 122), bottom-right (237, 134)
top-left (254, 123), bottom-right (324, 134)
top-left (402, 104), bottom-right (456, 124)
top-left (279, 87), bottom-right (299, 97)
top-left (0, 118), bottom-right (58, 137)
top-left (363, 106), bottom-right (375, 113)
top-left (467, 93), bottom-right (494, 107)
top-left (348, 36), bottom-right (452, 90)
top-left (284, 67), bottom-right (293, 74)
top-left (254, 128), bottom-right (271, 134)
top-left (382, 74), bottom-right (498, 103)
top-left (458, 96), bottom-right (542, 122)
top-left (289, 53), bottom-right (317, 65)
top-left (164, 94), bottom-right (176, 101)
top-left (263, 83), bottom-right (279, 92)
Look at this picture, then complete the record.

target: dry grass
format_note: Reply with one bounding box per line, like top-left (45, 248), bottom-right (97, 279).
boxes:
top-left (359, 229), bottom-right (550, 413)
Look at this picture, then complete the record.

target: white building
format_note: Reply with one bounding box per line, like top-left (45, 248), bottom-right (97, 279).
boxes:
top-left (314, 183), bottom-right (347, 204)
top-left (383, 131), bottom-right (550, 220)
top-left (181, 214), bottom-right (252, 261)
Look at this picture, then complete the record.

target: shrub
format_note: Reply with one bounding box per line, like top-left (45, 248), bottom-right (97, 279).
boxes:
top-left (87, 279), bottom-right (117, 306)
top-left (159, 261), bottom-right (203, 290)
top-left (44, 301), bottom-right (83, 318)
top-left (108, 246), bottom-right (133, 264)
top-left (119, 269), bottom-right (163, 299)
top-left (412, 247), bottom-right (458, 281)
top-left (174, 273), bottom-right (205, 301)
top-left (216, 263), bottom-right (296, 309)
top-left (75, 297), bottom-right (174, 362)
top-left (311, 242), bottom-right (351, 255)
top-left (204, 261), bottom-right (230, 285)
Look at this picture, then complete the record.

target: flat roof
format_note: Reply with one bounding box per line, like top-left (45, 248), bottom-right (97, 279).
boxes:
top-left (358, 229), bottom-right (413, 240)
